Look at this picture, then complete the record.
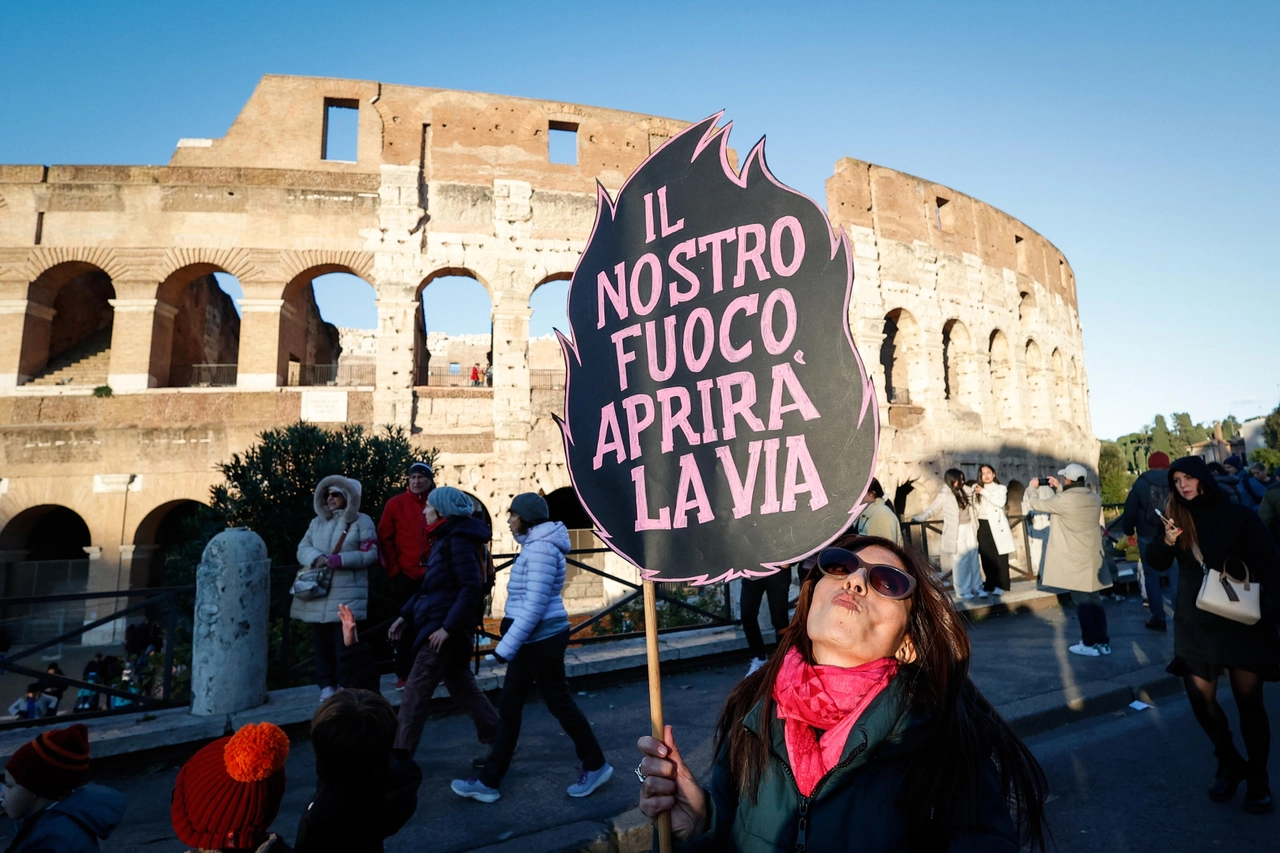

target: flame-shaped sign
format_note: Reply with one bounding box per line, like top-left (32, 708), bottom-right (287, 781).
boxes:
top-left (557, 114), bottom-right (878, 583)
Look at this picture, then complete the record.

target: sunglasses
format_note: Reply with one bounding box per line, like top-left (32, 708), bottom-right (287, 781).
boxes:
top-left (816, 548), bottom-right (917, 600)
top-left (326, 491), bottom-right (343, 499)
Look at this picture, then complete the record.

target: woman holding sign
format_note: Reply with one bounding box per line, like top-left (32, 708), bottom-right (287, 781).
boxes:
top-left (636, 535), bottom-right (1048, 852)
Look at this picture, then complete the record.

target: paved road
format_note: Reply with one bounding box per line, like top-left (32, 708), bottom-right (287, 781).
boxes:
top-left (3, 598), bottom-right (1274, 852)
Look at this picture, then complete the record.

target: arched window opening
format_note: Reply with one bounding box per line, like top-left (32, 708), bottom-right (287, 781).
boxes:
top-left (1069, 356), bottom-right (1087, 424)
top-left (24, 265), bottom-right (115, 387)
top-left (0, 506), bottom-right (93, 648)
top-left (544, 486), bottom-right (605, 613)
top-left (989, 330), bottom-right (1015, 429)
top-left (163, 269), bottom-right (242, 387)
top-left (1051, 349), bottom-right (1071, 424)
top-left (283, 271), bottom-right (376, 387)
top-left (529, 277), bottom-right (569, 391)
top-left (1024, 339), bottom-right (1048, 427)
top-left (1018, 290), bottom-right (1037, 324)
top-left (942, 319), bottom-right (978, 410)
top-left (132, 500), bottom-right (211, 590)
top-left (879, 309), bottom-right (917, 406)
top-left (416, 273), bottom-right (493, 387)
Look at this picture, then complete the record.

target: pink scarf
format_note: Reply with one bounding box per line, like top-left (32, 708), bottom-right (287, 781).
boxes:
top-left (772, 647), bottom-right (898, 796)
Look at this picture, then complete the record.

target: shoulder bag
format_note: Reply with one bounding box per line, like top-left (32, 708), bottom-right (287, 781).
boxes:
top-left (1193, 542), bottom-right (1261, 625)
top-left (290, 525), bottom-right (349, 601)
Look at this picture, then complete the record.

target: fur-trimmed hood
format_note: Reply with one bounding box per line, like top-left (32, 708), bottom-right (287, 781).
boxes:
top-left (314, 475), bottom-right (362, 522)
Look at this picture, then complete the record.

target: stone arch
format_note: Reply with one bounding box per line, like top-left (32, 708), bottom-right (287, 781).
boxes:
top-left (1018, 289), bottom-right (1037, 324)
top-left (415, 269), bottom-right (494, 386)
top-left (19, 262), bottom-right (115, 385)
top-left (130, 499), bottom-right (209, 589)
top-left (941, 319), bottom-right (980, 411)
top-left (1069, 355), bottom-right (1087, 424)
top-left (988, 330), bottom-right (1016, 429)
top-left (277, 264), bottom-right (369, 386)
top-left (1024, 339), bottom-right (1049, 427)
top-left (1050, 348), bottom-right (1070, 423)
top-left (879, 308), bottom-right (920, 406)
top-left (0, 505), bottom-right (94, 647)
top-left (543, 486), bottom-right (605, 611)
top-left (528, 273), bottom-right (571, 390)
top-left (156, 264), bottom-right (242, 387)
top-left (0, 504), bottom-right (92, 561)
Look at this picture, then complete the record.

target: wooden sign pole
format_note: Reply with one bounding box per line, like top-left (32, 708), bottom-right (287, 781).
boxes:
top-left (643, 579), bottom-right (673, 853)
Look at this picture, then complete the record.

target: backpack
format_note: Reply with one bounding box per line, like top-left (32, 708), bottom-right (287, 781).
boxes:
top-left (1144, 480), bottom-right (1170, 530)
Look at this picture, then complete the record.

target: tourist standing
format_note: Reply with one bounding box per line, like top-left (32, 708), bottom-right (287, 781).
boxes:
top-left (1144, 455), bottom-right (1280, 813)
top-left (973, 464), bottom-right (1016, 598)
top-left (1025, 464), bottom-right (1109, 656)
top-left (388, 486), bottom-right (499, 756)
top-left (911, 469), bottom-right (982, 600)
top-left (739, 567), bottom-right (796, 678)
top-left (292, 475), bottom-right (379, 702)
top-left (1121, 451), bottom-right (1175, 631)
top-left (378, 460), bottom-right (436, 686)
top-left (452, 493), bottom-right (612, 803)
top-left (1238, 462), bottom-right (1274, 511)
top-left (470, 364), bottom-right (481, 387)
top-left (854, 478), bottom-right (902, 545)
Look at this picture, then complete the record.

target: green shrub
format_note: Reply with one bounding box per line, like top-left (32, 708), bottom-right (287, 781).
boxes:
top-left (93, 385), bottom-right (113, 397)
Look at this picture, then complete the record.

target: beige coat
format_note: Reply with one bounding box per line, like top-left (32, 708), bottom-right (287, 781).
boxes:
top-left (290, 475), bottom-right (378, 623)
top-left (1023, 484), bottom-right (1106, 593)
top-left (856, 497), bottom-right (903, 545)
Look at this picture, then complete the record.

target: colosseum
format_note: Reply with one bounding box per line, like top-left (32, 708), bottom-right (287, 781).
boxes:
top-left (0, 75), bottom-right (1095, 631)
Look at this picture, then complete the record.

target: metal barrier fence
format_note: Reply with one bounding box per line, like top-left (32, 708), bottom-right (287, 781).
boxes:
top-left (529, 369), bottom-right (566, 390)
top-left (419, 367), bottom-right (490, 388)
top-left (0, 587), bottom-right (192, 731)
top-left (170, 364), bottom-right (238, 387)
top-left (288, 363), bottom-right (376, 387)
top-left (901, 513), bottom-right (1044, 583)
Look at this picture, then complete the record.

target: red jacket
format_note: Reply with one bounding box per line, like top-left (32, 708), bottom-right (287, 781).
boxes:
top-left (378, 489), bottom-right (431, 580)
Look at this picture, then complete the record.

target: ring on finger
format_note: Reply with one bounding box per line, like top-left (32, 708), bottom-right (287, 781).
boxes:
top-left (634, 762), bottom-right (647, 784)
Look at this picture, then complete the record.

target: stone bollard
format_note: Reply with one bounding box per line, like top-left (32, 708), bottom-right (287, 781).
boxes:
top-left (190, 528), bottom-right (271, 716)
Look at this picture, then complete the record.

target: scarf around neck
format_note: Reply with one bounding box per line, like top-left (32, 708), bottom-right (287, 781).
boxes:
top-left (772, 647), bottom-right (898, 796)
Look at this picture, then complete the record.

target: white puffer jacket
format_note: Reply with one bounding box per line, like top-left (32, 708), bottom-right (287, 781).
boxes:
top-left (495, 521), bottom-right (572, 660)
top-left (290, 475), bottom-right (378, 624)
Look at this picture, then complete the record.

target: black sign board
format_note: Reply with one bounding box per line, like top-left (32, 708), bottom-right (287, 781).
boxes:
top-left (557, 115), bottom-right (878, 583)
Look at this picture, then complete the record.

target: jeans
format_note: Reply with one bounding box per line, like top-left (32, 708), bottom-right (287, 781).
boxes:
top-left (740, 569), bottom-right (793, 660)
top-left (1138, 537), bottom-right (1177, 623)
top-left (394, 634), bottom-right (498, 755)
top-left (312, 622), bottom-right (345, 689)
top-left (1070, 591), bottom-right (1110, 646)
top-left (480, 629), bottom-right (605, 788)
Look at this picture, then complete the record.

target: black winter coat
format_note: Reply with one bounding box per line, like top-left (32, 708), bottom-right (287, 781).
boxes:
top-left (293, 755), bottom-right (422, 853)
top-left (1145, 464), bottom-right (1280, 671)
top-left (678, 678), bottom-right (1019, 853)
top-left (399, 515), bottom-right (491, 654)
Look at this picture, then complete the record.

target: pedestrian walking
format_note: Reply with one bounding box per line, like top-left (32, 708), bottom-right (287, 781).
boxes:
top-left (388, 486), bottom-right (499, 756)
top-left (295, 690), bottom-right (421, 852)
top-left (739, 567), bottom-right (796, 678)
top-left (2, 724), bottom-right (126, 853)
top-left (635, 535), bottom-right (1048, 852)
top-left (854, 478), bottom-right (902, 545)
top-left (1121, 451), bottom-right (1175, 631)
top-left (470, 364), bottom-right (481, 387)
top-left (377, 460), bottom-right (436, 687)
top-left (911, 469), bottom-right (982, 600)
top-left (451, 493), bottom-right (613, 804)
top-left (1238, 462), bottom-right (1274, 511)
top-left (1210, 460), bottom-right (1242, 504)
top-left (292, 475), bottom-right (379, 702)
top-left (1025, 464), bottom-right (1110, 656)
top-left (171, 722), bottom-right (292, 852)
top-left (973, 464), bottom-right (1016, 598)
top-left (1144, 455), bottom-right (1280, 813)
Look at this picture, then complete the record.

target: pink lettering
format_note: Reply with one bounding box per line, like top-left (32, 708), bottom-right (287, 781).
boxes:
top-left (644, 316), bottom-right (678, 382)
top-left (596, 262), bottom-right (628, 329)
top-left (622, 393), bottom-right (655, 459)
top-left (782, 434), bottom-right (828, 511)
top-left (658, 186), bottom-right (685, 237)
top-left (733, 223), bottom-right (771, 288)
top-left (657, 387), bottom-right (700, 453)
top-left (610, 324), bottom-right (641, 391)
top-left (696, 378), bottom-right (719, 443)
top-left (716, 371), bottom-right (766, 441)
top-left (761, 289), bottom-right (797, 355)
top-left (697, 228), bottom-right (737, 293)
top-left (672, 454), bottom-right (714, 528)
top-left (629, 253), bottom-right (663, 316)
top-left (667, 239), bottom-right (700, 306)
top-left (719, 294), bottom-right (759, 364)
top-left (770, 216), bottom-right (805, 276)
top-left (643, 192), bottom-right (657, 243)
top-left (716, 441), bottom-right (763, 519)
top-left (767, 362), bottom-right (820, 430)
top-left (759, 437), bottom-right (782, 514)
top-left (632, 465), bottom-right (672, 531)
top-left (683, 307), bottom-right (715, 372)
top-left (592, 403), bottom-right (626, 470)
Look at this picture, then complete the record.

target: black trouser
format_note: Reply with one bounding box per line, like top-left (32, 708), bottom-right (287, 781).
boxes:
top-left (740, 569), bottom-right (793, 660)
top-left (312, 622), bottom-right (346, 689)
top-left (388, 573), bottom-right (421, 681)
top-left (480, 629), bottom-right (604, 788)
top-left (1185, 668), bottom-right (1270, 784)
top-left (976, 520), bottom-right (1011, 592)
top-left (1070, 591), bottom-right (1110, 646)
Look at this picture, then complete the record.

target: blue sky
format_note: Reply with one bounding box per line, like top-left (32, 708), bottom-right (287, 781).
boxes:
top-left (2, 1), bottom-right (1275, 439)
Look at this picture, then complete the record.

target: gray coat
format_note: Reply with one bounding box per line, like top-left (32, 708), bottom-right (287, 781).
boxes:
top-left (1024, 483), bottom-right (1106, 593)
top-left (290, 475), bottom-right (378, 623)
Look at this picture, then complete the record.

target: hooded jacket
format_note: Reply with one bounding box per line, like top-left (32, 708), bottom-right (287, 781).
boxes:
top-left (1023, 481), bottom-right (1106, 593)
top-left (1144, 455), bottom-right (1280, 669)
top-left (854, 498), bottom-right (903, 546)
top-left (291, 475), bottom-right (378, 624)
top-left (3, 783), bottom-right (126, 853)
top-left (1120, 467), bottom-right (1171, 541)
top-left (679, 678), bottom-right (1019, 853)
top-left (293, 754), bottom-right (421, 853)
top-left (399, 514), bottom-right (492, 653)
top-left (495, 521), bottom-right (572, 660)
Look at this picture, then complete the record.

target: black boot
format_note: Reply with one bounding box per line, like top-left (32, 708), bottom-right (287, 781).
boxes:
top-left (1209, 749), bottom-right (1246, 802)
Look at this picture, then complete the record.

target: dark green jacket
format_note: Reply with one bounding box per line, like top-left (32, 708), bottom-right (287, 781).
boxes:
top-left (677, 679), bottom-right (1019, 853)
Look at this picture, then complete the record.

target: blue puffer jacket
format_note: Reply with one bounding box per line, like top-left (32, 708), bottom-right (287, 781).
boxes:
top-left (400, 515), bottom-right (491, 654)
top-left (496, 521), bottom-right (572, 660)
top-left (4, 784), bottom-right (126, 853)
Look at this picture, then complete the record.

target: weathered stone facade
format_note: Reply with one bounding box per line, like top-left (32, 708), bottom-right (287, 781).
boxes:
top-left (0, 75), bottom-right (1095, 611)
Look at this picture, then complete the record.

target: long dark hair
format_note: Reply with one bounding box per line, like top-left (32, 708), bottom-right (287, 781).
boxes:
top-left (979, 464), bottom-right (1001, 485)
top-left (713, 535), bottom-right (1049, 852)
top-left (944, 468), bottom-right (969, 509)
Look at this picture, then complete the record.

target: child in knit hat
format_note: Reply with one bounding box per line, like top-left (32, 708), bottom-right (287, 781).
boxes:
top-left (171, 721), bottom-right (292, 853)
top-left (2, 723), bottom-right (126, 852)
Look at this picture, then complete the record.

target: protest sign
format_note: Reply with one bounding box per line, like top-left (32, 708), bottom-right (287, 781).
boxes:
top-left (558, 114), bottom-right (879, 583)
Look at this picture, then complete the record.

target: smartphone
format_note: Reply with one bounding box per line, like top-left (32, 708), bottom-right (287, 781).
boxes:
top-left (1154, 507), bottom-right (1171, 524)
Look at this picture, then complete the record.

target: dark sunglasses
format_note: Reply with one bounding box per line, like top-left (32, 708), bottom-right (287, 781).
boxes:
top-left (326, 491), bottom-right (343, 499)
top-left (816, 548), bottom-right (917, 600)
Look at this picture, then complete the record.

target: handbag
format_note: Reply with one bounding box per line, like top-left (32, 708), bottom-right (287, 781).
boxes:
top-left (1193, 542), bottom-right (1261, 625)
top-left (290, 525), bottom-right (349, 601)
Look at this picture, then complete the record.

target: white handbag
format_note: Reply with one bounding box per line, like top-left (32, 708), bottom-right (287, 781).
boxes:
top-left (1193, 543), bottom-right (1261, 626)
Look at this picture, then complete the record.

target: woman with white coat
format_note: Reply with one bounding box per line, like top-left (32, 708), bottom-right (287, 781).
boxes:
top-left (911, 469), bottom-right (982, 600)
top-left (451, 492), bottom-right (612, 804)
top-left (293, 474), bottom-right (379, 701)
top-left (974, 464), bottom-right (1017, 598)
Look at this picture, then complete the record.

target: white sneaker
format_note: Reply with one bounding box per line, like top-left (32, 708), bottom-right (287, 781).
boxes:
top-left (1097, 643), bottom-right (1112, 656)
top-left (567, 762), bottom-right (613, 797)
top-left (319, 686), bottom-right (337, 702)
top-left (451, 778), bottom-right (500, 803)
top-left (977, 590), bottom-right (989, 599)
top-left (992, 588), bottom-right (1004, 597)
top-left (961, 593), bottom-right (976, 601)
top-left (745, 657), bottom-right (767, 678)
top-left (1068, 642), bottom-right (1101, 657)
